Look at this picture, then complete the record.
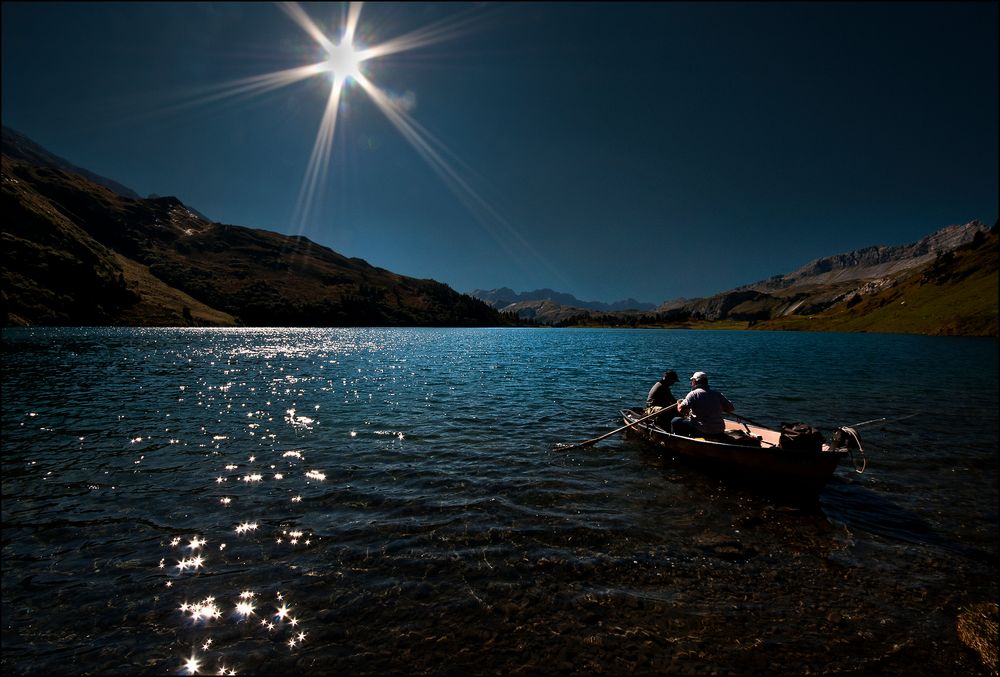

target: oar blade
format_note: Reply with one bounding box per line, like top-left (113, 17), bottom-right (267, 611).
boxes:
top-left (553, 409), bottom-right (659, 452)
top-left (552, 439), bottom-right (595, 452)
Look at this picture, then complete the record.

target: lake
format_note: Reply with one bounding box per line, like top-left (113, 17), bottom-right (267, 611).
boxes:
top-left (2, 327), bottom-right (997, 675)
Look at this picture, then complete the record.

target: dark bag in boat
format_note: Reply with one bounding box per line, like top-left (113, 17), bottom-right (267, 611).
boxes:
top-left (723, 429), bottom-right (762, 447)
top-left (778, 422), bottom-right (824, 452)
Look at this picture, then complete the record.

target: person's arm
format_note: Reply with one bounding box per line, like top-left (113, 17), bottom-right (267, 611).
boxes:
top-left (677, 398), bottom-right (689, 416)
top-left (722, 394), bottom-right (734, 414)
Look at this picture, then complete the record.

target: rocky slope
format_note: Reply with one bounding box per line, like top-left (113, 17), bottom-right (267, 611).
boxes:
top-left (752, 224), bottom-right (998, 336)
top-left (659, 221), bottom-right (991, 322)
top-left (476, 221), bottom-right (994, 335)
top-left (742, 221), bottom-right (986, 292)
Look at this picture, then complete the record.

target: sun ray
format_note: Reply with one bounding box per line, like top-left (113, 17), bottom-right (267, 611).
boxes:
top-left (278, 2), bottom-right (368, 231)
top-left (354, 72), bottom-right (571, 286)
top-left (157, 63), bottom-right (328, 119)
top-left (357, 8), bottom-right (492, 61)
top-left (342, 2), bottom-right (364, 46)
top-left (278, 2), bottom-right (337, 54)
top-left (291, 78), bottom-right (344, 230)
top-left (124, 2), bottom-right (569, 287)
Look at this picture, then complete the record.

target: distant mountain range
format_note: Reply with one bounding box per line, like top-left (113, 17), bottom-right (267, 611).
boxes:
top-left (752, 225), bottom-right (998, 336)
top-left (471, 220), bottom-right (996, 336)
top-left (663, 220), bottom-right (992, 322)
top-left (739, 222), bottom-right (985, 293)
top-left (469, 287), bottom-right (657, 314)
top-left (2, 126), bottom-right (510, 327)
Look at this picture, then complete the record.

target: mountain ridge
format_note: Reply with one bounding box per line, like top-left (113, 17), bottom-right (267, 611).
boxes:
top-left (2, 125), bottom-right (214, 222)
top-left (660, 220), bottom-right (990, 323)
top-left (473, 220), bottom-right (994, 335)
top-left (470, 221), bottom-right (989, 323)
top-left (752, 224), bottom-right (998, 336)
top-left (469, 287), bottom-right (656, 312)
top-left (2, 128), bottom-right (513, 328)
top-left (737, 221), bottom-right (986, 293)
top-left (2, 125), bottom-right (142, 200)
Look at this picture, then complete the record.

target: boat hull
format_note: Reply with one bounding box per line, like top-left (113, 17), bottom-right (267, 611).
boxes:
top-left (621, 408), bottom-right (846, 496)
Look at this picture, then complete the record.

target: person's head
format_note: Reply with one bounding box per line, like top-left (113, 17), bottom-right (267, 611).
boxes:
top-left (662, 370), bottom-right (678, 385)
top-left (690, 371), bottom-right (708, 387)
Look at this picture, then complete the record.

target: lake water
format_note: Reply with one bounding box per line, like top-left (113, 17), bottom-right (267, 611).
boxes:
top-left (2, 327), bottom-right (997, 675)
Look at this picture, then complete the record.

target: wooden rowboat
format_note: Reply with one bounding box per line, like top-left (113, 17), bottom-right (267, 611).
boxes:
top-left (620, 407), bottom-right (859, 496)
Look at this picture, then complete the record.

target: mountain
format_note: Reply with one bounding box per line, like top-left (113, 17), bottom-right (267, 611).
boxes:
top-left (469, 287), bottom-right (656, 313)
top-left (2, 128), bottom-right (512, 328)
top-left (1, 125), bottom-right (141, 200)
top-left (472, 222), bottom-right (991, 328)
top-left (474, 221), bottom-right (995, 335)
top-left (3, 125), bottom-right (214, 222)
top-left (489, 299), bottom-right (593, 325)
top-left (752, 224), bottom-right (998, 336)
top-left (658, 221), bottom-right (991, 322)
top-left (738, 221), bottom-right (987, 293)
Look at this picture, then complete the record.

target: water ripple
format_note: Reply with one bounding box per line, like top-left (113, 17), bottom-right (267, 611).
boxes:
top-left (2, 327), bottom-right (996, 675)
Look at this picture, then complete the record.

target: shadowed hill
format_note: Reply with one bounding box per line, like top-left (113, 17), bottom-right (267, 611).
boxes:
top-left (2, 132), bottom-right (511, 328)
top-left (1, 125), bottom-right (141, 199)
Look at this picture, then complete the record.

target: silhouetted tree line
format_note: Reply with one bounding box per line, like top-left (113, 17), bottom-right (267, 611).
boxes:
top-left (554, 309), bottom-right (695, 327)
top-left (500, 311), bottom-right (541, 327)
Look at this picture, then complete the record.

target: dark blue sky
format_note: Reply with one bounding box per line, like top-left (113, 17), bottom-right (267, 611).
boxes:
top-left (3, 2), bottom-right (997, 304)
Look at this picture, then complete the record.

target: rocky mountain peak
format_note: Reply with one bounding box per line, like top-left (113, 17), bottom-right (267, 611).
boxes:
top-left (743, 221), bottom-right (990, 292)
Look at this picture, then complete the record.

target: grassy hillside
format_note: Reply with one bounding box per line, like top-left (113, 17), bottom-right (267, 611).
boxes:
top-left (554, 227), bottom-right (997, 337)
top-left (2, 157), bottom-right (140, 325)
top-left (752, 227), bottom-right (998, 336)
top-left (112, 253), bottom-right (238, 326)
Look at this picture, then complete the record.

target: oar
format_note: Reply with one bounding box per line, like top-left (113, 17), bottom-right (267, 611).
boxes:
top-left (553, 408), bottom-right (667, 452)
top-left (730, 413), bottom-right (779, 446)
top-left (731, 413), bottom-right (771, 430)
top-left (846, 413), bottom-right (918, 429)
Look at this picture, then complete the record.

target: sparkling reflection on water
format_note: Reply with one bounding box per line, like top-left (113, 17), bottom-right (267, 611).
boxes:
top-left (2, 327), bottom-right (997, 675)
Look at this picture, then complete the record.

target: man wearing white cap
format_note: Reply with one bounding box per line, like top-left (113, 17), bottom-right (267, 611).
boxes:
top-left (671, 371), bottom-right (735, 438)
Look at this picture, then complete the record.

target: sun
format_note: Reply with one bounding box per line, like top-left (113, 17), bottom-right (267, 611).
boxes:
top-left (172, 2), bottom-right (566, 286)
top-left (323, 40), bottom-right (365, 86)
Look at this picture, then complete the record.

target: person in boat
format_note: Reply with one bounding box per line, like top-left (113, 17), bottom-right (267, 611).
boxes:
top-left (671, 371), bottom-right (735, 439)
top-left (645, 370), bottom-right (680, 423)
